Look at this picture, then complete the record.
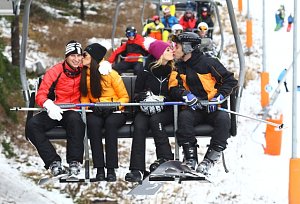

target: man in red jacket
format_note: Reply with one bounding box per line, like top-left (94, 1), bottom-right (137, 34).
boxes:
top-left (25, 40), bottom-right (85, 177)
top-left (108, 26), bottom-right (148, 75)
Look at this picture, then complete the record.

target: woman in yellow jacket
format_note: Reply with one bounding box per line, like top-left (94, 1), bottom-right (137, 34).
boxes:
top-left (80, 43), bottom-right (129, 182)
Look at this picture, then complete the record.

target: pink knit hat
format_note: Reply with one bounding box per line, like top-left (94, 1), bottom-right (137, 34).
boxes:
top-left (147, 40), bottom-right (170, 60)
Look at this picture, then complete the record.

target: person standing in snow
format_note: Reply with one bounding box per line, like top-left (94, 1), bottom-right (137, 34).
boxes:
top-left (108, 26), bottom-right (148, 75)
top-left (125, 38), bottom-right (175, 182)
top-left (25, 40), bottom-right (85, 177)
top-left (169, 32), bottom-right (238, 175)
top-left (80, 43), bottom-right (129, 182)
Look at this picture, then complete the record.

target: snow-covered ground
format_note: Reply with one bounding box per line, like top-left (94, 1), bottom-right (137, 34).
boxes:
top-left (1, 0), bottom-right (300, 203)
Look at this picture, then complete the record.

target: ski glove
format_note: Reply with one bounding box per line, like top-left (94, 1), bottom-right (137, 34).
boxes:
top-left (91, 106), bottom-right (119, 118)
top-left (182, 91), bottom-right (202, 110)
top-left (43, 99), bottom-right (63, 121)
top-left (207, 94), bottom-right (224, 113)
top-left (140, 91), bottom-right (164, 115)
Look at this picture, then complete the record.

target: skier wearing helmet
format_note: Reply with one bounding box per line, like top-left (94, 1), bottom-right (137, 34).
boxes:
top-left (171, 24), bottom-right (184, 35)
top-left (169, 32), bottom-right (238, 175)
top-left (179, 9), bottom-right (197, 32)
top-left (195, 7), bottom-right (214, 38)
top-left (108, 26), bottom-right (148, 75)
top-left (142, 15), bottom-right (165, 40)
top-left (168, 24), bottom-right (183, 42)
top-left (161, 7), bottom-right (179, 42)
top-left (197, 22), bottom-right (209, 38)
top-left (196, 22), bottom-right (218, 57)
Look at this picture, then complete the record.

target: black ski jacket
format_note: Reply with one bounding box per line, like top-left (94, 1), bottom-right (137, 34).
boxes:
top-left (134, 55), bottom-right (173, 102)
top-left (169, 50), bottom-right (238, 103)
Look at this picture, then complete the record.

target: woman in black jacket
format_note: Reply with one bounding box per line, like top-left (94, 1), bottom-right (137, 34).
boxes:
top-left (125, 38), bottom-right (175, 182)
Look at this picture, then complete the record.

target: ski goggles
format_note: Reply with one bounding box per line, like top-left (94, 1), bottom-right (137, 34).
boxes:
top-left (126, 31), bottom-right (136, 37)
top-left (198, 26), bottom-right (208, 31)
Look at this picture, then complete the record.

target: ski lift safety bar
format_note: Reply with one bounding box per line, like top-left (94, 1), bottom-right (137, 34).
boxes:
top-left (10, 98), bottom-right (227, 112)
top-left (10, 96), bottom-right (284, 128)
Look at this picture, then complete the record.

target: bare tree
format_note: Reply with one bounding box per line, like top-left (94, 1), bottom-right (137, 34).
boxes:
top-left (80, 0), bottom-right (85, 20)
top-left (11, 14), bottom-right (20, 67)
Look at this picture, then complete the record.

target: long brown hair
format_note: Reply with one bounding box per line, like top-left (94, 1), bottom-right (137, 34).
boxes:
top-left (80, 58), bottom-right (102, 98)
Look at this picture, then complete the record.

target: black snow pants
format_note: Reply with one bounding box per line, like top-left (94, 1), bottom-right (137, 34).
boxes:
top-left (26, 111), bottom-right (85, 169)
top-left (87, 112), bottom-right (126, 169)
top-left (113, 61), bottom-right (143, 75)
top-left (176, 109), bottom-right (231, 149)
top-left (129, 109), bottom-right (174, 171)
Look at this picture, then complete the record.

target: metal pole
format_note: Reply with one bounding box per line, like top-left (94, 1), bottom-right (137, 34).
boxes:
top-left (262, 0), bottom-right (266, 72)
top-left (226, 0), bottom-right (245, 112)
top-left (289, 2), bottom-right (300, 203)
top-left (111, 0), bottom-right (125, 50)
top-left (81, 107), bottom-right (90, 180)
top-left (173, 105), bottom-right (179, 160)
top-left (19, 0), bottom-right (33, 107)
top-left (141, 0), bottom-right (146, 28)
top-left (292, 0), bottom-right (298, 158)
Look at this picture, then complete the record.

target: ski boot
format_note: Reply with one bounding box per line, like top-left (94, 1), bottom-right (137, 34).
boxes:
top-left (106, 168), bottom-right (116, 182)
top-left (125, 170), bottom-right (144, 183)
top-left (182, 142), bottom-right (198, 170)
top-left (149, 158), bottom-right (169, 172)
top-left (196, 145), bottom-right (223, 175)
top-left (49, 161), bottom-right (63, 176)
top-left (69, 161), bottom-right (80, 175)
top-left (96, 168), bottom-right (105, 181)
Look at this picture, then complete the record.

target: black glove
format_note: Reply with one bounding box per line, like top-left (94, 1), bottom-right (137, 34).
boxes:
top-left (91, 106), bottom-right (118, 117)
top-left (134, 91), bottom-right (148, 102)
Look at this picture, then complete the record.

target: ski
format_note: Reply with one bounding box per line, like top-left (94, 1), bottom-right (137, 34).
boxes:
top-left (38, 173), bottom-right (69, 186)
top-left (127, 176), bottom-right (163, 195)
top-left (127, 160), bottom-right (211, 195)
top-left (149, 160), bottom-right (211, 183)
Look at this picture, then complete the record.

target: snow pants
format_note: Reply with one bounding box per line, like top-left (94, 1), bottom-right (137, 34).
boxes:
top-left (26, 111), bottom-right (85, 169)
top-left (129, 109), bottom-right (174, 171)
top-left (176, 109), bottom-right (231, 149)
top-left (113, 61), bottom-right (143, 75)
top-left (87, 113), bottom-right (126, 169)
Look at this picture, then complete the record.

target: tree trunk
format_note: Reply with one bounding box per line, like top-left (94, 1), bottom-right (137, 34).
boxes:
top-left (11, 15), bottom-right (20, 67)
top-left (80, 0), bottom-right (85, 20)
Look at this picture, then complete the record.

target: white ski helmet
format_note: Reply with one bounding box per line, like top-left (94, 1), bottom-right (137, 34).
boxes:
top-left (197, 22), bottom-right (209, 32)
top-left (171, 24), bottom-right (183, 35)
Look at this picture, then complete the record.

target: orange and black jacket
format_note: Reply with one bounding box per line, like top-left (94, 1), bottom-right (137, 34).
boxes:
top-left (168, 50), bottom-right (238, 106)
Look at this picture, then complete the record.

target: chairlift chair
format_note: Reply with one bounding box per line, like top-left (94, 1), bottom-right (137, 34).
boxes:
top-left (17, 0), bottom-right (245, 184)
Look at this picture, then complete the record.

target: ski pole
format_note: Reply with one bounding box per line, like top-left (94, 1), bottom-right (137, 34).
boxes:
top-left (218, 107), bottom-right (284, 129)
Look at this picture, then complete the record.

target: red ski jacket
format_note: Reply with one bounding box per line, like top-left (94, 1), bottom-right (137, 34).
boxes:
top-left (36, 61), bottom-right (82, 107)
top-left (108, 34), bottom-right (148, 63)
